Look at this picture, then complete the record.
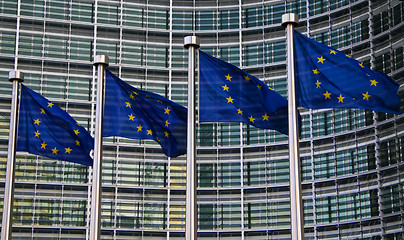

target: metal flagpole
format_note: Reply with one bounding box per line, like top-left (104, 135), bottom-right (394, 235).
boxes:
top-left (1, 70), bottom-right (24, 240)
top-left (184, 36), bottom-right (200, 240)
top-left (89, 55), bottom-right (109, 240)
top-left (282, 13), bottom-right (304, 240)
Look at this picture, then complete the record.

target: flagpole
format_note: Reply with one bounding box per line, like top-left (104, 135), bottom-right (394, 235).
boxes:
top-left (282, 13), bottom-right (304, 240)
top-left (184, 36), bottom-right (200, 240)
top-left (1, 70), bottom-right (24, 240)
top-left (89, 55), bottom-right (109, 240)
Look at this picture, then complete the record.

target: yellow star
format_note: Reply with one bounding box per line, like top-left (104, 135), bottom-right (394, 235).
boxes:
top-left (262, 113), bottom-right (269, 121)
top-left (34, 131), bottom-right (40, 137)
top-left (330, 50), bottom-right (336, 55)
top-left (156, 137), bottom-right (160, 142)
top-left (125, 102), bottom-right (131, 107)
top-left (129, 94), bottom-right (134, 99)
top-left (345, 54), bottom-right (351, 58)
top-left (147, 129), bottom-right (153, 135)
top-left (65, 147), bottom-right (72, 154)
top-left (362, 92), bottom-right (371, 100)
top-left (41, 142), bottom-right (47, 149)
top-left (137, 124), bottom-right (143, 132)
top-left (244, 75), bottom-right (251, 81)
top-left (47, 102), bottom-right (54, 108)
top-left (358, 62), bottom-right (364, 68)
top-left (370, 80), bottom-right (378, 86)
top-left (34, 119), bottom-right (41, 125)
top-left (315, 80), bottom-right (321, 88)
top-left (313, 69), bottom-right (320, 75)
top-left (257, 85), bottom-right (262, 90)
top-left (337, 94), bottom-right (345, 103)
top-left (128, 114), bottom-right (135, 121)
top-left (225, 74), bottom-right (232, 81)
top-left (164, 107), bottom-right (170, 114)
top-left (248, 116), bottom-right (255, 123)
top-left (237, 108), bottom-right (243, 115)
top-left (317, 56), bottom-right (325, 63)
top-left (157, 100), bottom-right (163, 103)
top-left (324, 91), bottom-right (331, 99)
top-left (52, 147), bottom-right (58, 154)
top-left (164, 131), bottom-right (169, 138)
top-left (165, 120), bottom-right (170, 127)
top-left (40, 108), bottom-right (45, 114)
top-left (76, 122), bottom-right (81, 126)
top-left (268, 86), bottom-right (274, 90)
top-left (133, 91), bottom-right (138, 95)
top-left (222, 84), bottom-right (229, 91)
top-left (74, 129), bottom-right (80, 135)
top-left (76, 140), bottom-right (80, 146)
top-left (226, 96), bottom-right (234, 103)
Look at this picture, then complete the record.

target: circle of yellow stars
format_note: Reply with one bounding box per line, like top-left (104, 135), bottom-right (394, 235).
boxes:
top-left (312, 50), bottom-right (376, 104)
top-left (221, 73), bottom-right (271, 124)
top-left (33, 101), bottom-right (83, 156)
top-left (124, 91), bottom-right (172, 142)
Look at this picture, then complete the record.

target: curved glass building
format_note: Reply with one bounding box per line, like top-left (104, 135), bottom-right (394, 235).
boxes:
top-left (0, 0), bottom-right (403, 239)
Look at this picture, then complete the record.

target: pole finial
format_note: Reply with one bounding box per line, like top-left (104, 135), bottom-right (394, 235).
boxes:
top-left (184, 36), bottom-right (200, 49)
top-left (281, 13), bottom-right (299, 27)
top-left (8, 70), bottom-right (24, 82)
top-left (93, 55), bottom-right (109, 67)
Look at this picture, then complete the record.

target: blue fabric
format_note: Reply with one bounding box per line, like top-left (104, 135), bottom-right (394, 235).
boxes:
top-left (294, 30), bottom-right (401, 114)
top-left (17, 84), bottom-right (93, 166)
top-left (199, 50), bottom-right (290, 135)
top-left (103, 70), bottom-right (187, 158)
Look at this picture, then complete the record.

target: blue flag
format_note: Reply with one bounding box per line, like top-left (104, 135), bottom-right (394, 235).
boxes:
top-left (103, 70), bottom-right (187, 158)
top-left (199, 50), bottom-right (290, 135)
top-left (17, 85), bottom-right (93, 166)
top-left (294, 30), bottom-right (401, 114)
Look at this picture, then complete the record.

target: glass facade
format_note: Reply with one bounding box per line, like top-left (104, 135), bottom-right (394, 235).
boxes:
top-left (0, 0), bottom-right (403, 239)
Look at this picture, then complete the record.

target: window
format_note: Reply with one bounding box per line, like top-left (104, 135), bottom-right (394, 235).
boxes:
top-left (47, 0), bottom-right (69, 20)
top-left (196, 11), bottom-right (216, 31)
top-left (21, 0), bottom-right (44, 18)
top-left (172, 10), bottom-right (193, 30)
top-left (0, 31), bottom-right (15, 55)
top-left (123, 5), bottom-right (144, 27)
top-left (97, 3), bottom-right (118, 25)
top-left (72, 0), bottom-right (93, 22)
top-left (220, 9), bottom-right (239, 30)
top-left (243, 7), bottom-right (263, 28)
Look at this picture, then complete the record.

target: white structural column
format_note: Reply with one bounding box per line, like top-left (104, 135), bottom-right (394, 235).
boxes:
top-left (89, 55), bottom-right (109, 240)
top-left (281, 13), bottom-right (305, 240)
top-left (184, 36), bottom-right (200, 240)
top-left (1, 70), bottom-right (24, 240)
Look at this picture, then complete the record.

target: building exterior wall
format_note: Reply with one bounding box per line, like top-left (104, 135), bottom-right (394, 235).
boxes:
top-left (0, 0), bottom-right (403, 239)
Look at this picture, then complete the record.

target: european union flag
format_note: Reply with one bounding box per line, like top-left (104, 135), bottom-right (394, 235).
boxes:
top-left (294, 30), bottom-right (401, 114)
top-left (199, 51), bottom-right (290, 135)
top-left (103, 70), bottom-right (187, 158)
top-left (17, 85), bottom-right (94, 166)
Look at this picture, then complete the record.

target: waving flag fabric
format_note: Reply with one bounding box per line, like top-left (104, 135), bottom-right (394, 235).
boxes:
top-left (103, 70), bottom-right (187, 158)
top-left (17, 85), bottom-right (93, 166)
top-left (294, 30), bottom-right (401, 114)
top-left (199, 50), bottom-right (291, 135)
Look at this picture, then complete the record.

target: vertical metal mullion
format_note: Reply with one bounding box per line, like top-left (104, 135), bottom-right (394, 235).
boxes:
top-left (304, 5), bottom-right (318, 238)
top-left (14, 0), bottom-right (22, 70)
top-left (118, 0), bottom-right (123, 76)
top-left (166, 3), bottom-right (173, 237)
top-left (238, 3), bottom-right (244, 238)
top-left (114, 145), bottom-right (120, 237)
top-left (368, 1), bottom-right (386, 239)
